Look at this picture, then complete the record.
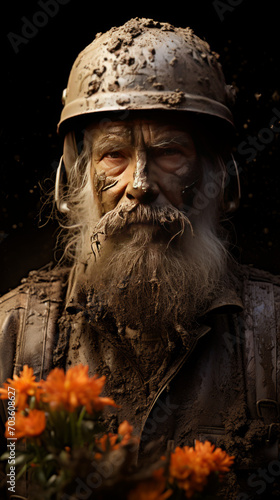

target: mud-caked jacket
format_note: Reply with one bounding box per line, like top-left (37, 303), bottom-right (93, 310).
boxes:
top-left (0, 263), bottom-right (280, 499)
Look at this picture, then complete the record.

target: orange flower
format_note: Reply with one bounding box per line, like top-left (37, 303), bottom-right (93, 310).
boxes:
top-left (194, 440), bottom-right (234, 474)
top-left (40, 365), bottom-right (117, 413)
top-left (95, 433), bottom-right (119, 454)
top-left (95, 420), bottom-right (138, 457)
top-left (117, 420), bottom-right (137, 446)
top-left (5, 409), bottom-right (46, 440)
top-left (128, 468), bottom-right (172, 500)
top-left (0, 365), bottom-right (39, 410)
top-left (169, 446), bottom-right (207, 498)
top-left (168, 441), bottom-right (234, 498)
top-left (118, 420), bottom-right (133, 436)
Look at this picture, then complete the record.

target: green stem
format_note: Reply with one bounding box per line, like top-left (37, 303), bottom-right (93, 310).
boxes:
top-left (32, 437), bottom-right (42, 458)
top-left (77, 406), bottom-right (86, 427)
top-left (69, 411), bottom-right (77, 446)
top-left (16, 462), bottom-right (29, 480)
top-left (76, 406), bottom-right (87, 445)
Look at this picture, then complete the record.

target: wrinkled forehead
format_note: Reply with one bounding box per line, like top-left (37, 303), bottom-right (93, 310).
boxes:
top-left (87, 114), bottom-right (196, 150)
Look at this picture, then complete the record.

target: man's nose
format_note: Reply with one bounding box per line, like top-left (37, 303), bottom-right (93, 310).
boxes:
top-left (125, 151), bottom-right (160, 204)
top-left (126, 181), bottom-right (160, 204)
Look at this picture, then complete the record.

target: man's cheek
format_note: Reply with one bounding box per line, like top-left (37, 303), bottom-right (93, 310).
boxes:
top-left (100, 192), bottom-right (122, 214)
top-left (160, 175), bottom-right (197, 209)
top-left (159, 175), bottom-right (181, 200)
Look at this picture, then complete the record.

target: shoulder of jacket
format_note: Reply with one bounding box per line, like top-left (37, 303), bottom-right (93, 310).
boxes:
top-left (0, 263), bottom-right (70, 312)
top-left (233, 263), bottom-right (280, 287)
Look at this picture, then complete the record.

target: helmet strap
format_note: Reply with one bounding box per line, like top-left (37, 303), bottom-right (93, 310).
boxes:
top-left (63, 131), bottom-right (79, 176)
top-left (55, 131), bottom-right (79, 213)
top-left (54, 156), bottom-right (69, 214)
top-left (223, 154), bottom-right (241, 213)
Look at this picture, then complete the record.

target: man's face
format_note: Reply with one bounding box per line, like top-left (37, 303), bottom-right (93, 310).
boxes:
top-left (84, 115), bottom-right (226, 337)
top-left (89, 117), bottom-right (200, 215)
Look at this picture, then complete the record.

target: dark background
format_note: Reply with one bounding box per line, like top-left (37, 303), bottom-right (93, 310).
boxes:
top-left (0, 0), bottom-right (279, 295)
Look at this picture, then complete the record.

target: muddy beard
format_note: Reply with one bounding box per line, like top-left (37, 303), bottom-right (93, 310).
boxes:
top-left (84, 203), bottom-right (228, 344)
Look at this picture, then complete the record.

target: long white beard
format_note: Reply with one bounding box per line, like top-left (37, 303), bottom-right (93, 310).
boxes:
top-left (82, 203), bottom-right (228, 345)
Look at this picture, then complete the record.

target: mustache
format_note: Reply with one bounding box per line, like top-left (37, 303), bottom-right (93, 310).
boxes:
top-left (90, 203), bottom-right (193, 256)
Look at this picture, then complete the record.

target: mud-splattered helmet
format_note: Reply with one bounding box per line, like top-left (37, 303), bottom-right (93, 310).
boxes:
top-left (58, 17), bottom-right (235, 135)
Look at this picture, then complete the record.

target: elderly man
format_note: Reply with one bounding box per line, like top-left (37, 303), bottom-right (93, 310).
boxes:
top-left (1, 18), bottom-right (280, 499)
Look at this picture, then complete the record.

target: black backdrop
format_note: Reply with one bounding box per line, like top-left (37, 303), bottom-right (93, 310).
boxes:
top-left (1, 0), bottom-right (279, 294)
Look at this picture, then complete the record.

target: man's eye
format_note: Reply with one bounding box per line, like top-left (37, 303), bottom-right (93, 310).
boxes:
top-left (162, 148), bottom-right (180, 155)
top-left (99, 150), bottom-right (129, 175)
top-left (103, 151), bottom-right (123, 159)
top-left (154, 148), bottom-right (182, 157)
